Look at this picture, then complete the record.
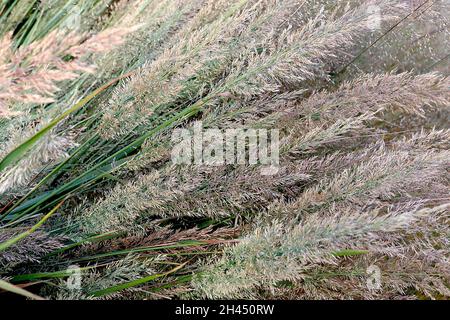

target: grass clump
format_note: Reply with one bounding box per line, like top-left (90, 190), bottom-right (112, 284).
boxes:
top-left (0, 0), bottom-right (449, 300)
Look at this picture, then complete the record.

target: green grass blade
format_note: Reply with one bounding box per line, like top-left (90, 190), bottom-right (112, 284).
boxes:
top-left (3, 101), bottom-right (203, 223)
top-left (46, 231), bottom-right (121, 256)
top-left (0, 200), bottom-right (64, 252)
top-left (89, 263), bottom-right (186, 297)
top-left (70, 240), bottom-right (207, 263)
top-left (332, 249), bottom-right (369, 257)
top-left (0, 72), bottom-right (133, 172)
top-left (0, 279), bottom-right (45, 300)
top-left (11, 266), bottom-right (94, 283)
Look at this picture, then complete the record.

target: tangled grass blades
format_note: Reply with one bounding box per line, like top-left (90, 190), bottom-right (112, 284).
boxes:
top-left (0, 0), bottom-right (449, 300)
